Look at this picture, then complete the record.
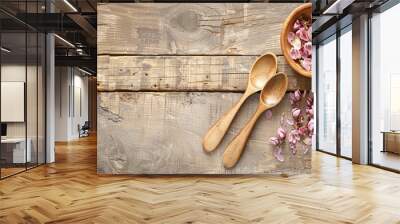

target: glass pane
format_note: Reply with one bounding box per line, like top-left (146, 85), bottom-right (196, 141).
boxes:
top-left (38, 33), bottom-right (45, 165)
top-left (27, 31), bottom-right (38, 169)
top-left (317, 36), bottom-right (337, 154)
top-left (339, 27), bottom-right (352, 158)
top-left (371, 4), bottom-right (400, 171)
top-left (1, 30), bottom-right (27, 177)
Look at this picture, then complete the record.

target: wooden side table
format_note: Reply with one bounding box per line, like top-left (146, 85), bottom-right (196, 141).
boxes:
top-left (381, 131), bottom-right (400, 154)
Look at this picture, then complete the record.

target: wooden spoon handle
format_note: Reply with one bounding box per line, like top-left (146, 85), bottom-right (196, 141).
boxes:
top-left (203, 91), bottom-right (252, 152)
top-left (223, 106), bottom-right (265, 168)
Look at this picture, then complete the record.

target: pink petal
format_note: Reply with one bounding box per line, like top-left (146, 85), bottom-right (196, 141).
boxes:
top-left (274, 147), bottom-right (284, 162)
top-left (290, 48), bottom-right (301, 60)
top-left (308, 119), bottom-right (314, 133)
top-left (289, 143), bottom-right (297, 155)
top-left (293, 19), bottom-right (301, 31)
top-left (296, 28), bottom-right (309, 42)
top-left (303, 42), bottom-right (312, 56)
top-left (288, 32), bottom-right (295, 44)
top-left (269, 136), bottom-right (280, 146)
top-left (286, 119), bottom-right (294, 126)
top-left (306, 95), bottom-right (313, 106)
top-left (303, 137), bottom-right (312, 146)
top-left (292, 108), bottom-right (301, 118)
top-left (265, 110), bottom-right (272, 120)
top-left (277, 127), bottom-right (286, 140)
top-left (306, 108), bottom-right (314, 117)
top-left (300, 58), bottom-right (312, 71)
top-left (300, 47), bottom-right (308, 59)
top-left (289, 34), bottom-right (302, 50)
top-left (294, 89), bottom-right (302, 101)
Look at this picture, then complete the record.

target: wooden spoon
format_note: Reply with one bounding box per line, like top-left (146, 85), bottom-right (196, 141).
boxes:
top-left (223, 72), bottom-right (288, 169)
top-left (202, 53), bottom-right (278, 152)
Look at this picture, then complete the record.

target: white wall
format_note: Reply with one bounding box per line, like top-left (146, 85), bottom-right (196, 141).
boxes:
top-left (55, 67), bottom-right (89, 141)
top-left (1, 63), bottom-right (46, 164)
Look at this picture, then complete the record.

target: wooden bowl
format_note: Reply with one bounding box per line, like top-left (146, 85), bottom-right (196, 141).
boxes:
top-left (280, 3), bottom-right (312, 78)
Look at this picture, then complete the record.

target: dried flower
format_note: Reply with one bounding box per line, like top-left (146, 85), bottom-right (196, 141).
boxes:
top-left (293, 19), bottom-right (301, 31)
top-left (292, 108), bottom-right (301, 118)
top-left (290, 48), bottom-right (301, 60)
top-left (277, 127), bottom-right (286, 140)
top-left (265, 110), bottom-right (273, 120)
top-left (288, 18), bottom-right (312, 71)
top-left (274, 147), bottom-right (284, 162)
top-left (268, 89), bottom-right (314, 161)
top-left (288, 32), bottom-right (302, 50)
top-left (270, 136), bottom-right (280, 146)
top-left (286, 119), bottom-right (294, 126)
top-left (296, 27), bottom-right (309, 42)
top-left (294, 90), bottom-right (302, 101)
top-left (306, 108), bottom-right (313, 117)
top-left (306, 95), bottom-right (313, 107)
top-left (288, 130), bottom-right (300, 144)
top-left (300, 58), bottom-right (311, 71)
top-left (308, 119), bottom-right (314, 134)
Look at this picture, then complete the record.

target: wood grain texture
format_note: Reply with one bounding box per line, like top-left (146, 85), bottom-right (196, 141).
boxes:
top-left (97, 3), bottom-right (312, 175)
top-left (98, 3), bottom-right (301, 55)
top-left (98, 92), bottom-right (311, 174)
top-left (98, 55), bottom-right (310, 92)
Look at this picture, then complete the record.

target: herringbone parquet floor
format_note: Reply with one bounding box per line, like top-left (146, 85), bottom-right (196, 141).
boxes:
top-left (0, 135), bottom-right (400, 224)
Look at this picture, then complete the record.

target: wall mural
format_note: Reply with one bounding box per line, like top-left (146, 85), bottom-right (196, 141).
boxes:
top-left (97, 3), bottom-right (312, 175)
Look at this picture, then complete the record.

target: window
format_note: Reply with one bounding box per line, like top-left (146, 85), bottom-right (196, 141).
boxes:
top-left (339, 26), bottom-right (352, 158)
top-left (317, 35), bottom-right (337, 154)
top-left (370, 3), bottom-right (400, 171)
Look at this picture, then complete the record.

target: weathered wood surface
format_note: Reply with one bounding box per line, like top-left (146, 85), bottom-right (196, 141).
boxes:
top-left (98, 55), bottom-right (311, 92)
top-left (98, 92), bottom-right (311, 174)
top-left (97, 3), bottom-right (312, 175)
top-left (98, 3), bottom-right (301, 55)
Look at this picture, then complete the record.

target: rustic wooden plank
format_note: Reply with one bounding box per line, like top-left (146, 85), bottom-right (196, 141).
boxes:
top-left (98, 3), bottom-right (301, 55)
top-left (97, 92), bottom-right (311, 175)
top-left (97, 55), bottom-right (310, 92)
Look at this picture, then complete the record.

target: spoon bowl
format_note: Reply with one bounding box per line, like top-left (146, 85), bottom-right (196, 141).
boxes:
top-left (249, 54), bottom-right (278, 89)
top-left (202, 53), bottom-right (278, 152)
top-left (223, 73), bottom-right (288, 168)
top-left (260, 72), bottom-right (288, 108)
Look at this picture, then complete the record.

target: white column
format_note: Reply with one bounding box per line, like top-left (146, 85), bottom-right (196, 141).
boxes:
top-left (352, 14), bottom-right (369, 164)
top-left (46, 32), bottom-right (55, 163)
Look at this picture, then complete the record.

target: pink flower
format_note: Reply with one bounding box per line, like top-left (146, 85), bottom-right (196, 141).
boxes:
top-left (306, 108), bottom-right (313, 117)
top-left (300, 58), bottom-right (311, 71)
top-left (288, 32), bottom-right (295, 44)
top-left (274, 147), bottom-right (284, 162)
top-left (288, 130), bottom-right (300, 144)
top-left (290, 48), bottom-right (301, 60)
top-left (288, 33), bottom-right (302, 50)
top-left (277, 127), bottom-right (286, 140)
top-left (303, 42), bottom-right (312, 57)
top-left (293, 19), bottom-right (301, 31)
top-left (308, 119), bottom-right (314, 134)
top-left (298, 126), bottom-right (308, 136)
top-left (306, 95), bottom-right (313, 107)
top-left (292, 108), bottom-right (301, 118)
top-left (290, 89), bottom-right (301, 105)
top-left (269, 136), bottom-right (280, 146)
top-left (294, 90), bottom-right (302, 101)
top-left (286, 119), bottom-right (294, 126)
top-left (265, 110), bottom-right (272, 120)
top-left (307, 27), bottom-right (312, 41)
top-left (296, 27), bottom-right (310, 42)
